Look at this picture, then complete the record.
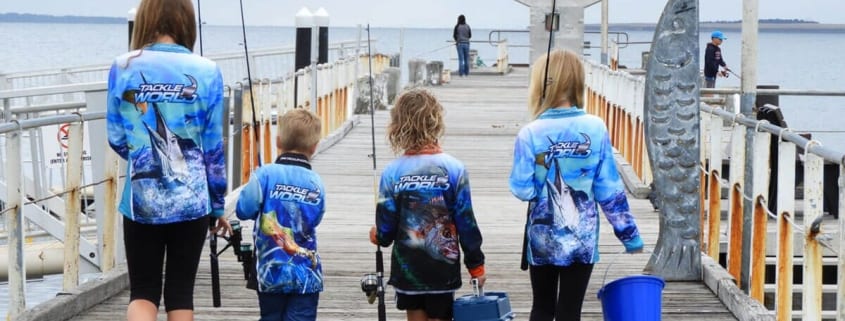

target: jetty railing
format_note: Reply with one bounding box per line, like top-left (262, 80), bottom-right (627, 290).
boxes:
top-left (0, 39), bottom-right (373, 109)
top-left (0, 48), bottom-right (390, 319)
top-left (584, 59), bottom-right (845, 320)
top-left (584, 60), bottom-right (650, 186)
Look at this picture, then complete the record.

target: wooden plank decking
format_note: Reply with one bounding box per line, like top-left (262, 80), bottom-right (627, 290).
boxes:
top-left (70, 68), bottom-right (737, 320)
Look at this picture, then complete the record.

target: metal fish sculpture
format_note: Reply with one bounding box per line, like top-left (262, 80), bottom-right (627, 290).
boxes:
top-left (643, 0), bottom-right (702, 281)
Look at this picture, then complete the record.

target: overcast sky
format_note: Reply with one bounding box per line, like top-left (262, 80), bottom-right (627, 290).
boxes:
top-left (2, 0), bottom-right (843, 28)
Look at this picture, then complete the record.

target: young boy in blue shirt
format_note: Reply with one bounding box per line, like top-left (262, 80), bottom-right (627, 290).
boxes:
top-left (237, 109), bottom-right (325, 321)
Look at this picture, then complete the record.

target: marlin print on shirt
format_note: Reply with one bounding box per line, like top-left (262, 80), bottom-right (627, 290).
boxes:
top-left (122, 72), bottom-right (198, 184)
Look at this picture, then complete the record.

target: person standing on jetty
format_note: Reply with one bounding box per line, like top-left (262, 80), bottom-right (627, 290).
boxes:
top-left (704, 30), bottom-right (731, 88)
top-left (453, 14), bottom-right (472, 77)
top-left (370, 89), bottom-right (486, 321)
top-left (106, 0), bottom-right (229, 319)
top-left (509, 49), bottom-right (643, 321)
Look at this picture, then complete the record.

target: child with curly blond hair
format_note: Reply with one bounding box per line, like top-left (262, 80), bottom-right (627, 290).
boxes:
top-left (369, 89), bottom-right (486, 321)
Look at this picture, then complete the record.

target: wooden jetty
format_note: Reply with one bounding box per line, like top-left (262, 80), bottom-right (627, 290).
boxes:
top-left (69, 68), bottom-right (736, 320)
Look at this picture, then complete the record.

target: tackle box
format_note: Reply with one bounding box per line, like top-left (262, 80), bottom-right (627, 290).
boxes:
top-left (453, 280), bottom-right (514, 321)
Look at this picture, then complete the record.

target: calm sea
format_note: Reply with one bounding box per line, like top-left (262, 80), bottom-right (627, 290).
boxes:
top-left (0, 21), bottom-right (844, 315)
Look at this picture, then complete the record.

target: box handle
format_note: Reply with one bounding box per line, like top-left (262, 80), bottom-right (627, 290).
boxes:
top-left (470, 278), bottom-right (484, 297)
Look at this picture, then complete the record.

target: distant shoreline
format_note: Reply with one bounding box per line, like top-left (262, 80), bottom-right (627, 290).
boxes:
top-left (588, 22), bottom-right (845, 33)
top-left (2, 13), bottom-right (845, 32)
top-left (0, 13), bottom-right (123, 24)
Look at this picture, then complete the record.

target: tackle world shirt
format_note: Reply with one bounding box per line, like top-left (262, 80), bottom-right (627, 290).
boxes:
top-left (374, 152), bottom-right (485, 293)
top-left (107, 43), bottom-right (226, 224)
top-left (509, 107), bottom-right (642, 266)
top-left (236, 154), bottom-right (325, 294)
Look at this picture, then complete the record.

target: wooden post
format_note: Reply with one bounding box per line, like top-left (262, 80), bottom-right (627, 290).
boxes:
top-left (6, 126), bottom-right (26, 318)
top-left (727, 125), bottom-right (746, 282)
top-left (101, 147), bottom-right (119, 272)
top-left (62, 121), bottom-right (83, 291)
top-left (775, 141), bottom-right (795, 320)
top-left (707, 114), bottom-right (721, 258)
top-left (749, 131), bottom-right (770, 301)
top-left (803, 153), bottom-right (824, 320)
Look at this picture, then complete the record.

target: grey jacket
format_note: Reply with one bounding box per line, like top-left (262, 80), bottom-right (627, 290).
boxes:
top-left (453, 24), bottom-right (472, 43)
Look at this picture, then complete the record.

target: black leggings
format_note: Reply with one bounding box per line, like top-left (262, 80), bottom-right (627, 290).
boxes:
top-left (124, 216), bottom-right (209, 312)
top-left (529, 263), bottom-right (595, 321)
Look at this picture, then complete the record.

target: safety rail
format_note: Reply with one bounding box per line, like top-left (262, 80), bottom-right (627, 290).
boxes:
top-left (0, 39), bottom-right (374, 109)
top-left (700, 105), bottom-right (843, 320)
top-left (584, 60), bottom-right (650, 185)
top-left (584, 59), bottom-right (845, 319)
top-left (0, 49), bottom-right (390, 319)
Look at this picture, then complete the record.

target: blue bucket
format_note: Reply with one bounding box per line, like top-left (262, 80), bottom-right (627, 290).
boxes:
top-left (597, 275), bottom-right (665, 321)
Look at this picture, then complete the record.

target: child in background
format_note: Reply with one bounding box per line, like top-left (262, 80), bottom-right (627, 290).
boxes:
top-left (369, 88), bottom-right (486, 321)
top-left (509, 49), bottom-right (643, 321)
top-left (237, 109), bottom-right (325, 321)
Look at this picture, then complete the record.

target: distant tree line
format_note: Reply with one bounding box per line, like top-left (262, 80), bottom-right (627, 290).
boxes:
top-left (703, 18), bottom-right (819, 24)
top-left (0, 13), bottom-right (123, 24)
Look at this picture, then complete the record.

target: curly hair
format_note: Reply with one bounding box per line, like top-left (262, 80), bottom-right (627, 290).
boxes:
top-left (387, 89), bottom-right (445, 154)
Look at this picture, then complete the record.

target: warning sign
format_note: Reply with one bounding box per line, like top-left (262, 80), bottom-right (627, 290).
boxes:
top-left (58, 123), bottom-right (70, 149)
top-left (41, 123), bottom-right (93, 170)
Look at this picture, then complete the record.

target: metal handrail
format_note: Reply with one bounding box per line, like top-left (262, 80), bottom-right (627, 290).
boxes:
top-left (702, 88), bottom-right (845, 97)
top-left (701, 104), bottom-right (845, 164)
top-left (488, 29), bottom-right (529, 48)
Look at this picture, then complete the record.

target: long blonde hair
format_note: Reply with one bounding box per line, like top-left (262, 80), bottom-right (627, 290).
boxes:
top-left (527, 49), bottom-right (585, 118)
top-left (131, 0), bottom-right (197, 51)
top-left (387, 89), bottom-right (445, 154)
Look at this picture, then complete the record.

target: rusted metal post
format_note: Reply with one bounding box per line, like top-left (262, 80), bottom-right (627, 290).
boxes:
top-left (775, 142), bottom-right (795, 320)
top-left (728, 125), bottom-right (746, 282)
top-left (803, 153), bottom-right (824, 319)
top-left (749, 130), bottom-right (770, 301)
top-left (739, 0), bottom-right (760, 293)
top-left (62, 121), bottom-right (84, 291)
top-left (643, 0), bottom-right (701, 280)
top-left (707, 113), bottom-right (722, 259)
top-left (5, 125), bottom-right (26, 318)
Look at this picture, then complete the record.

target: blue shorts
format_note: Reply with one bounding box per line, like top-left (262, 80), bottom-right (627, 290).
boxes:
top-left (258, 292), bottom-right (319, 321)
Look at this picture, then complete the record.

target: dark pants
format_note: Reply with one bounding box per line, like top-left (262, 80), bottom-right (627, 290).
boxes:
top-left (529, 263), bottom-right (595, 321)
top-left (258, 292), bottom-right (319, 321)
top-left (123, 216), bottom-right (209, 311)
top-left (457, 42), bottom-right (470, 76)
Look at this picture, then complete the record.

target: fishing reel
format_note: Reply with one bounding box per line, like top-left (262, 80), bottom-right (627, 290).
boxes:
top-left (360, 273), bottom-right (379, 304)
top-left (221, 220), bottom-right (258, 290)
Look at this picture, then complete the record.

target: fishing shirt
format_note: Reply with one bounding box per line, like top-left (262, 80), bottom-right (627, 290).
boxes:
top-left (107, 43), bottom-right (226, 224)
top-left (509, 107), bottom-right (643, 266)
top-left (236, 153), bottom-right (325, 294)
top-left (374, 152), bottom-right (485, 294)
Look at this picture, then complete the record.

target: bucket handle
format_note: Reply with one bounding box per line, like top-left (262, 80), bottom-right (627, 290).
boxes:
top-left (470, 278), bottom-right (484, 297)
top-left (600, 249), bottom-right (653, 289)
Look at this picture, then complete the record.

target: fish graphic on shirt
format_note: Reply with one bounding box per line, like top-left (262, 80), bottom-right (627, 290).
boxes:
top-left (546, 157), bottom-right (580, 230)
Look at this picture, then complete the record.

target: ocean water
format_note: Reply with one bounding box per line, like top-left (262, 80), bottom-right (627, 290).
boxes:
top-left (2, 22), bottom-right (842, 145)
top-left (0, 21), bottom-right (844, 316)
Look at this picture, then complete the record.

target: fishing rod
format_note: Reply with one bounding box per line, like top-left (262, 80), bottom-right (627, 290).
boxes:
top-left (360, 23), bottom-right (387, 321)
top-left (195, 0), bottom-right (222, 308)
top-left (522, 0), bottom-right (557, 272)
top-left (726, 68), bottom-right (741, 80)
top-left (238, 0), bottom-right (262, 168)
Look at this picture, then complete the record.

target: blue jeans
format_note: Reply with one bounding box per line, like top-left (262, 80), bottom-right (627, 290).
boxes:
top-left (457, 42), bottom-right (470, 76)
top-left (258, 292), bottom-right (319, 321)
